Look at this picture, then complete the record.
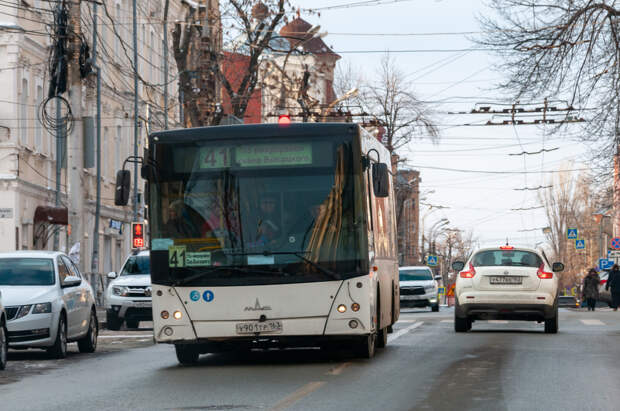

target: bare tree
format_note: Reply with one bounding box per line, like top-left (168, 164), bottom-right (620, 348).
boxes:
top-left (172, 0), bottom-right (289, 126)
top-left (478, 1), bottom-right (620, 166)
top-left (363, 54), bottom-right (438, 153)
top-left (540, 169), bottom-right (601, 290)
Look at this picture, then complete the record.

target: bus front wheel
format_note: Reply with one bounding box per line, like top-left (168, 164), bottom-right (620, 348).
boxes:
top-left (355, 333), bottom-right (376, 359)
top-left (175, 344), bottom-right (200, 365)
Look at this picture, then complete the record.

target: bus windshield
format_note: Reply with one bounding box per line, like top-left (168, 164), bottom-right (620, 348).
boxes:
top-left (149, 134), bottom-right (367, 286)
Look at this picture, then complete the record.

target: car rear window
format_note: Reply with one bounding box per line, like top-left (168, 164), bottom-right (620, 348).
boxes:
top-left (121, 255), bottom-right (150, 276)
top-left (0, 258), bottom-right (55, 285)
top-left (472, 250), bottom-right (542, 267)
top-left (399, 269), bottom-right (433, 281)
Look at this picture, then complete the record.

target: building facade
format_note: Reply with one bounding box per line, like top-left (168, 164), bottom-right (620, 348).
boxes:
top-left (0, 0), bottom-right (185, 278)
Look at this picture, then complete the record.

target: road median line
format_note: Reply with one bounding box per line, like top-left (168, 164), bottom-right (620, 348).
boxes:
top-left (98, 334), bottom-right (153, 339)
top-left (270, 381), bottom-right (326, 411)
top-left (326, 362), bottom-right (352, 375)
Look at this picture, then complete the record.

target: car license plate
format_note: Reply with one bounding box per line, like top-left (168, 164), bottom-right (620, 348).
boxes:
top-left (489, 276), bottom-right (522, 285)
top-left (235, 320), bottom-right (283, 334)
top-left (133, 301), bottom-right (151, 308)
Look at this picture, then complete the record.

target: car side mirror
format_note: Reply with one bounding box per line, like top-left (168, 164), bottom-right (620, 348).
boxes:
top-left (107, 272), bottom-right (118, 279)
top-left (434, 275), bottom-right (442, 281)
top-left (552, 262), bottom-right (564, 272)
top-left (62, 275), bottom-right (82, 288)
top-left (115, 170), bottom-right (131, 206)
top-left (372, 163), bottom-right (390, 198)
top-left (452, 261), bottom-right (465, 271)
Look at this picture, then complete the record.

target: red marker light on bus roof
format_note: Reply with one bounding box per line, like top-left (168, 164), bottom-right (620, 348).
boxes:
top-left (500, 245), bottom-right (514, 250)
top-left (278, 114), bottom-right (291, 126)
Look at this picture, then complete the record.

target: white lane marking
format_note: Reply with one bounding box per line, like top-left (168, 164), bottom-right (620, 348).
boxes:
top-left (271, 381), bottom-right (326, 411)
top-left (326, 362), bottom-right (352, 376)
top-left (388, 321), bottom-right (424, 343)
top-left (581, 319), bottom-right (606, 326)
top-left (397, 319), bottom-right (419, 323)
top-left (441, 319), bottom-right (454, 323)
top-left (98, 334), bottom-right (153, 339)
top-left (487, 320), bottom-right (509, 324)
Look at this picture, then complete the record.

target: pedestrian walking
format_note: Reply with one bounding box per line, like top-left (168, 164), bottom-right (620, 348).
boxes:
top-left (605, 264), bottom-right (620, 311)
top-left (582, 268), bottom-right (600, 311)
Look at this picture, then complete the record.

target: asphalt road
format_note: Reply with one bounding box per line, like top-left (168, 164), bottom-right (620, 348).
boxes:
top-left (2, 307), bottom-right (620, 411)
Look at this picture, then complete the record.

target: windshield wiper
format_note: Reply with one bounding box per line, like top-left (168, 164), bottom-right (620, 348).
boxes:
top-left (254, 251), bottom-right (342, 281)
top-left (172, 266), bottom-right (281, 286)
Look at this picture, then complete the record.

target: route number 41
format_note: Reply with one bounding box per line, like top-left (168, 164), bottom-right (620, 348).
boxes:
top-left (169, 246), bottom-right (186, 268)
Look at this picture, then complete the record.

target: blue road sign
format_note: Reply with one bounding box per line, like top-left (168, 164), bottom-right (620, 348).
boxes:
top-left (575, 239), bottom-right (585, 250)
top-left (599, 259), bottom-right (614, 270)
top-left (567, 228), bottom-right (578, 239)
top-left (611, 237), bottom-right (620, 250)
top-left (427, 255), bottom-right (438, 266)
top-left (438, 287), bottom-right (446, 295)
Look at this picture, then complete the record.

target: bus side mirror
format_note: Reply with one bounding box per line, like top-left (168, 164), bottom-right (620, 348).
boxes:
top-left (372, 163), bottom-right (390, 198)
top-left (452, 261), bottom-right (465, 271)
top-left (552, 262), bottom-right (564, 272)
top-left (115, 170), bottom-right (131, 206)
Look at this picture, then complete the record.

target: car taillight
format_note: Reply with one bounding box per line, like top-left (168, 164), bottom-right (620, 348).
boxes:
top-left (537, 264), bottom-right (553, 279)
top-left (460, 262), bottom-right (476, 278)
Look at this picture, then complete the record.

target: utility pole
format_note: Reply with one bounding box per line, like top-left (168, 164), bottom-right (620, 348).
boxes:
top-left (67, 0), bottom-right (84, 270)
top-left (90, 2), bottom-right (102, 274)
top-left (132, 0), bottom-right (139, 222)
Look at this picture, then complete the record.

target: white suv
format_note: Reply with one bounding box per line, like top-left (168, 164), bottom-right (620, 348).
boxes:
top-left (105, 250), bottom-right (151, 330)
top-left (399, 266), bottom-right (440, 311)
top-left (452, 245), bottom-right (563, 333)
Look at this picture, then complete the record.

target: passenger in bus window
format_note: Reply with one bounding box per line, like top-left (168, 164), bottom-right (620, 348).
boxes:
top-left (253, 194), bottom-right (281, 246)
top-left (164, 200), bottom-right (201, 238)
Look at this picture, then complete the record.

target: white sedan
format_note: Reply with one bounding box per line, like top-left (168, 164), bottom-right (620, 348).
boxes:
top-left (0, 251), bottom-right (98, 358)
top-left (452, 245), bottom-right (564, 333)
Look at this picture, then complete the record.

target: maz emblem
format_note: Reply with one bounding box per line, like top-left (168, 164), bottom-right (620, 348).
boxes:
top-left (244, 298), bottom-right (272, 311)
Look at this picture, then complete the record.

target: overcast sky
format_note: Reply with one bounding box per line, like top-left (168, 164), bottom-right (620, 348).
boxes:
top-left (290, 0), bottom-right (592, 248)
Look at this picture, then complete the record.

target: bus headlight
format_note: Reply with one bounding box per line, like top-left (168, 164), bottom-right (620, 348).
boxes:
top-left (351, 303), bottom-right (360, 312)
top-left (160, 310), bottom-right (169, 319)
top-left (173, 311), bottom-right (183, 320)
top-left (337, 304), bottom-right (347, 313)
top-left (349, 320), bottom-right (359, 329)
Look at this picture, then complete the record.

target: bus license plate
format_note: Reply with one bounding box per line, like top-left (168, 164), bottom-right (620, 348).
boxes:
top-left (236, 320), bottom-right (283, 335)
top-left (489, 276), bottom-right (522, 285)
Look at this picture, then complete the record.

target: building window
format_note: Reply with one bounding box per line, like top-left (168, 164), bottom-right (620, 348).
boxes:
top-left (35, 85), bottom-right (43, 150)
top-left (20, 78), bottom-right (29, 146)
top-left (103, 126), bottom-right (109, 179)
top-left (115, 125), bottom-right (122, 173)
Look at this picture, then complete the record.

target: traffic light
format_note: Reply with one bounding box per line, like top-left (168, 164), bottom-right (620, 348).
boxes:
top-left (132, 222), bottom-right (145, 249)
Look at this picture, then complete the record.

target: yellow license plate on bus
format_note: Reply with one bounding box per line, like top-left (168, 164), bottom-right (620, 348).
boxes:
top-left (235, 320), bottom-right (283, 334)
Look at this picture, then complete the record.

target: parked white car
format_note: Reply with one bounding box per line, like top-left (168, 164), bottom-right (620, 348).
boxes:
top-left (0, 290), bottom-right (7, 370)
top-left (452, 245), bottom-right (564, 333)
top-left (0, 251), bottom-right (98, 358)
top-left (105, 250), bottom-right (152, 330)
top-left (399, 266), bottom-right (440, 311)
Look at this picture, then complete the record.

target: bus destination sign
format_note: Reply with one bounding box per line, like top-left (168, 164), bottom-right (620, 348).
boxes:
top-left (200, 143), bottom-right (312, 169)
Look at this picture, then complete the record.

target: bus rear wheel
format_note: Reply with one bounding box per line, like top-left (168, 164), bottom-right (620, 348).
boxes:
top-left (175, 344), bottom-right (200, 365)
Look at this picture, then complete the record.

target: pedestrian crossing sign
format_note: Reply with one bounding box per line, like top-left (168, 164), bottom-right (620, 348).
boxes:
top-left (438, 287), bottom-right (446, 295)
top-left (575, 239), bottom-right (585, 250)
top-left (427, 255), bottom-right (438, 266)
top-left (567, 228), bottom-right (578, 239)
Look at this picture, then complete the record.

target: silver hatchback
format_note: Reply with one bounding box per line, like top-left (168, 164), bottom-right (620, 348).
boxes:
top-left (0, 251), bottom-right (98, 358)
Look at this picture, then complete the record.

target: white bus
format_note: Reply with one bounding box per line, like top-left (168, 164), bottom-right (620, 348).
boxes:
top-left (118, 122), bottom-right (399, 364)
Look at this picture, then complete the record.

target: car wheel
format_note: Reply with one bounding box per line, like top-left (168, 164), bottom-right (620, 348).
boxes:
top-left (48, 315), bottom-right (67, 359)
top-left (432, 304), bottom-right (439, 312)
top-left (376, 327), bottom-right (388, 349)
top-left (175, 344), bottom-right (200, 365)
top-left (106, 312), bottom-right (122, 331)
top-left (0, 321), bottom-right (7, 370)
top-left (125, 320), bottom-right (140, 329)
top-left (78, 310), bottom-right (98, 353)
top-left (544, 309), bottom-right (559, 334)
top-left (455, 316), bottom-right (469, 332)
